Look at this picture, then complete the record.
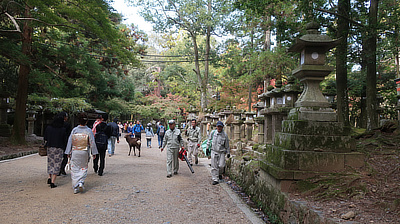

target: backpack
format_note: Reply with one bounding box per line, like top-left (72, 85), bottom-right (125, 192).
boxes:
top-left (201, 130), bottom-right (216, 157)
top-left (95, 131), bottom-right (108, 150)
top-left (159, 126), bottom-right (165, 136)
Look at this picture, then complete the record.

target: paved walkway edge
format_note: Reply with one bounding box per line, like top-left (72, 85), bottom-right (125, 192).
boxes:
top-left (0, 150), bottom-right (38, 162)
top-left (204, 164), bottom-right (265, 224)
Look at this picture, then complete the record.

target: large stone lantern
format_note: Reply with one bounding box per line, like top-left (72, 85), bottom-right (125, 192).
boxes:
top-left (0, 90), bottom-right (11, 136)
top-left (259, 22), bottom-right (364, 192)
top-left (288, 22), bottom-right (340, 121)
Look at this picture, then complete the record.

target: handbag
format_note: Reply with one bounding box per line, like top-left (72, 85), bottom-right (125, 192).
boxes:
top-left (65, 158), bottom-right (71, 171)
top-left (38, 142), bottom-right (47, 156)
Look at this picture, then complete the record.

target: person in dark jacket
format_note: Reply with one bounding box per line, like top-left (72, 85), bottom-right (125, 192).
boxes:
top-left (93, 114), bottom-right (109, 176)
top-left (44, 115), bottom-right (68, 188)
top-left (58, 112), bottom-right (71, 176)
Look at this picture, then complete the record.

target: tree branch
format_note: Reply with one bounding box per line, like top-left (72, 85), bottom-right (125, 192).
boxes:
top-left (315, 8), bottom-right (364, 28)
top-left (14, 17), bottom-right (79, 30)
top-left (0, 12), bottom-right (21, 33)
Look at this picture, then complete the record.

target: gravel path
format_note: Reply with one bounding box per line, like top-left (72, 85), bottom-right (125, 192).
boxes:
top-left (0, 135), bottom-right (263, 224)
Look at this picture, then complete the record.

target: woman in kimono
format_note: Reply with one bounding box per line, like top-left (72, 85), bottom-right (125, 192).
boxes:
top-left (65, 112), bottom-right (98, 194)
top-left (44, 115), bottom-right (67, 188)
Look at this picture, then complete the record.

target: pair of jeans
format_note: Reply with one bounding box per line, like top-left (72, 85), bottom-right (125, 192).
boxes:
top-left (108, 136), bottom-right (117, 155)
top-left (158, 135), bottom-right (164, 147)
top-left (134, 132), bottom-right (141, 140)
top-left (146, 138), bottom-right (151, 147)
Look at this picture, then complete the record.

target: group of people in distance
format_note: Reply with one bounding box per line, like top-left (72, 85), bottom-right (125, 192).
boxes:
top-left (44, 112), bottom-right (231, 194)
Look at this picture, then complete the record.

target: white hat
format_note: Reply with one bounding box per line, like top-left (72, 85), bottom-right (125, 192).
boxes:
top-left (168, 120), bottom-right (175, 124)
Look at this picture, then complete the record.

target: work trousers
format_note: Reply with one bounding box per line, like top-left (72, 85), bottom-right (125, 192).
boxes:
top-left (187, 140), bottom-right (198, 164)
top-left (211, 150), bottom-right (226, 182)
top-left (166, 147), bottom-right (179, 175)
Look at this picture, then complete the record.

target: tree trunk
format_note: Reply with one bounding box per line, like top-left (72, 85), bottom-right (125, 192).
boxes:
top-left (336, 0), bottom-right (350, 126)
top-left (365, 0), bottom-right (379, 130)
top-left (247, 29), bottom-right (254, 112)
top-left (204, 0), bottom-right (211, 111)
top-left (11, 5), bottom-right (32, 144)
top-left (190, 34), bottom-right (205, 111)
top-left (263, 16), bottom-right (271, 51)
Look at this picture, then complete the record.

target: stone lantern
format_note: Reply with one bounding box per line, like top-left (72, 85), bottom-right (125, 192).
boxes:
top-left (26, 110), bottom-right (37, 136)
top-left (260, 22), bottom-right (364, 192)
top-left (222, 106), bottom-right (233, 139)
top-left (232, 107), bottom-right (243, 140)
top-left (244, 111), bottom-right (256, 141)
top-left (252, 102), bottom-right (264, 117)
top-left (282, 76), bottom-right (301, 108)
top-left (0, 90), bottom-right (11, 136)
top-left (217, 111), bottom-right (225, 123)
top-left (287, 21), bottom-right (341, 121)
top-left (187, 106), bottom-right (199, 121)
top-left (210, 114), bottom-right (219, 129)
top-left (252, 102), bottom-right (265, 143)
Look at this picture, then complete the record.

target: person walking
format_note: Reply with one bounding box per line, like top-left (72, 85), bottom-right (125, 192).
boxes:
top-left (107, 118), bottom-right (120, 157)
top-left (161, 120), bottom-right (183, 178)
top-left (156, 122), bottom-right (166, 148)
top-left (207, 121), bottom-right (230, 185)
top-left (44, 115), bottom-right (68, 188)
top-left (65, 113), bottom-right (98, 194)
top-left (127, 122), bottom-right (134, 137)
top-left (91, 114), bottom-right (102, 135)
top-left (93, 114), bottom-right (109, 176)
top-left (145, 123), bottom-right (154, 148)
top-left (58, 111), bottom-right (71, 176)
top-left (118, 122), bottom-right (123, 136)
top-left (133, 120), bottom-right (144, 140)
top-left (186, 119), bottom-right (201, 165)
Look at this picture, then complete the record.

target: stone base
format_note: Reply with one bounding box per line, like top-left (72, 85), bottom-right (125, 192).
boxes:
top-left (227, 156), bottom-right (344, 223)
top-left (275, 120), bottom-right (354, 152)
top-left (288, 107), bottom-right (337, 121)
top-left (263, 145), bottom-right (364, 173)
top-left (260, 150), bottom-right (364, 182)
top-left (274, 133), bottom-right (354, 152)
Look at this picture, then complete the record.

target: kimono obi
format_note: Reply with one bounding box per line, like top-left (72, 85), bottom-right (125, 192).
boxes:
top-left (71, 133), bottom-right (89, 151)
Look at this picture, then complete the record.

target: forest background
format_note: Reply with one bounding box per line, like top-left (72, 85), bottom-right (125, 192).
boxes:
top-left (0, 0), bottom-right (399, 144)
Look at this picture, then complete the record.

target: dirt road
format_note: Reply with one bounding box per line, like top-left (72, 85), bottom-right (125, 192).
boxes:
top-left (0, 135), bottom-right (263, 224)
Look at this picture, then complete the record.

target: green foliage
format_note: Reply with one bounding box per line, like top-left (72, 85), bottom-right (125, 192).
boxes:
top-left (26, 94), bottom-right (92, 115)
top-left (0, 0), bottom-right (146, 121)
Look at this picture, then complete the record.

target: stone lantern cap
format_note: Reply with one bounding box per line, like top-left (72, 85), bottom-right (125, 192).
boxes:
top-left (258, 92), bottom-right (269, 100)
top-left (252, 101), bottom-right (264, 109)
top-left (265, 87), bottom-right (282, 97)
top-left (288, 22), bottom-right (341, 53)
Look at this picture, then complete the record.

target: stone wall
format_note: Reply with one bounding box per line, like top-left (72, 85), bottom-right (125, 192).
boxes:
top-left (226, 147), bottom-right (351, 224)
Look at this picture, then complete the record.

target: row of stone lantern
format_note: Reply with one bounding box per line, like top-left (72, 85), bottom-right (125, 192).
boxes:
top-left (199, 106), bottom-right (256, 142)
top-left (253, 77), bottom-right (302, 144)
